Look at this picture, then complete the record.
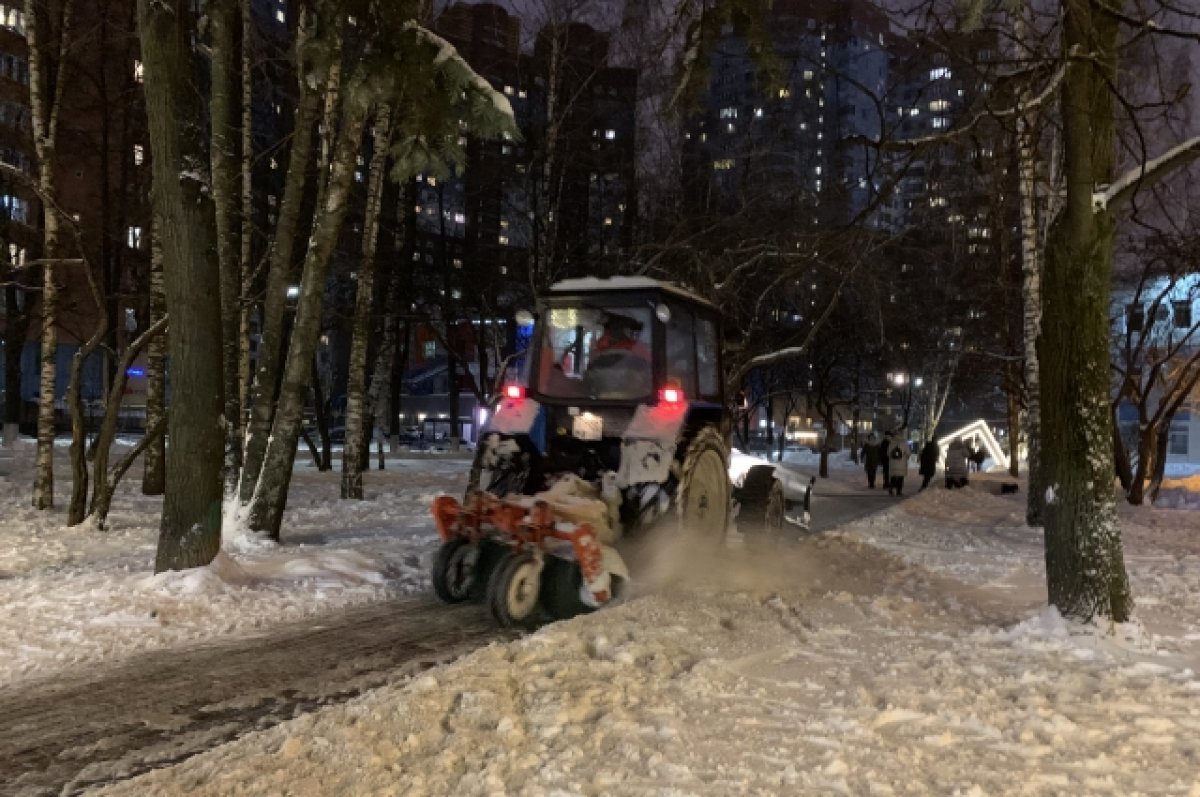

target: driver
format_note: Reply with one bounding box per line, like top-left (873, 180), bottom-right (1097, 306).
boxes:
top-left (592, 313), bottom-right (650, 362)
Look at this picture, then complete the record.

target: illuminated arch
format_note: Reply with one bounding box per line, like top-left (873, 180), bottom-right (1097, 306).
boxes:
top-left (937, 419), bottom-right (1008, 472)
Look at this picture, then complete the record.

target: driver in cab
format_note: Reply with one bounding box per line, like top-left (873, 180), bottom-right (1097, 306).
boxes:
top-left (592, 313), bottom-right (649, 362)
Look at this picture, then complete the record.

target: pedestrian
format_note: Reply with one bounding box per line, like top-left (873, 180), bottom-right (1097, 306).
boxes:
top-left (878, 433), bottom-right (891, 486)
top-left (967, 438), bottom-right (982, 472)
top-left (863, 432), bottom-right (880, 488)
top-left (971, 446), bottom-right (986, 473)
top-left (919, 438), bottom-right (940, 490)
top-left (945, 438), bottom-right (969, 488)
top-left (886, 430), bottom-right (910, 496)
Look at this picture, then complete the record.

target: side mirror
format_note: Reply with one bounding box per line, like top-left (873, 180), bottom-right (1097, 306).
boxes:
top-left (515, 309), bottom-right (535, 327)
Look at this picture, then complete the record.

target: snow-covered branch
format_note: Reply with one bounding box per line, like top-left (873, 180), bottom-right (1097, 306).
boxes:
top-left (1095, 135), bottom-right (1200, 212)
top-left (406, 22), bottom-right (516, 126)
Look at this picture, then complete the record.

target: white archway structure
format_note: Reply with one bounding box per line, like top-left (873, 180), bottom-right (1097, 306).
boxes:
top-left (937, 419), bottom-right (1009, 472)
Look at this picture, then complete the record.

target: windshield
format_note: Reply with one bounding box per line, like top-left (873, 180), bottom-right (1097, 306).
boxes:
top-left (535, 305), bottom-right (653, 400)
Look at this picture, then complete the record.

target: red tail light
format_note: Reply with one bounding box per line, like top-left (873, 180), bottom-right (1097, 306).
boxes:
top-left (659, 387), bottom-right (683, 405)
top-left (504, 383), bottom-right (525, 400)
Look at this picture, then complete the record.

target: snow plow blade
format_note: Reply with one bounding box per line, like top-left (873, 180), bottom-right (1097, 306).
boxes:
top-left (431, 492), bottom-right (611, 607)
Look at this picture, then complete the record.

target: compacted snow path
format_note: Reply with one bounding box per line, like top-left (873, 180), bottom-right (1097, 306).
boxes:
top-left (0, 597), bottom-right (501, 796)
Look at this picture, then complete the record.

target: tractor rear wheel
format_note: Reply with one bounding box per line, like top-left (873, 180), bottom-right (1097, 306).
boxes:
top-left (487, 551), bottom-right (543, 629)
top-left (737, 465), bottom-right (785, 547)
top-left (677, 426), bottom-right (731, 543)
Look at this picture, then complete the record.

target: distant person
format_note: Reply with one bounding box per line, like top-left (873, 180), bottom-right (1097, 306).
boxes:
top-left (878, 433), bottom-right (891, 486)
top-left (945, 438), bottom-right (969, 489)
top-left (919, 438), bottom-right (940, 490)
top-left (967, 439), bottom-right (982, 472)
top-left (862, 432), bottom-right (881, 488)
top-left (886, 430), bottom-right (910, 496)
top-left (971, 445), bottom-right (986, 473)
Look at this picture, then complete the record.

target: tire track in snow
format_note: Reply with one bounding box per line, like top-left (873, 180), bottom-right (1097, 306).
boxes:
top-left (0, 596), bottom-right (502, 796)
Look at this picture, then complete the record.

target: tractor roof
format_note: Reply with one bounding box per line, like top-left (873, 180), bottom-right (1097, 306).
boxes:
top-left (548, 276), bottom-right (715, 311)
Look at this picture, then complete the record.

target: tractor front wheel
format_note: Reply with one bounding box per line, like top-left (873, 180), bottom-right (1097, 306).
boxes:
top-left (487, 552), bottom-right (543, 629)
top-left (737, 465), bottom-right (785, 548)
top-left (432, 538), bottom-right (480, 603)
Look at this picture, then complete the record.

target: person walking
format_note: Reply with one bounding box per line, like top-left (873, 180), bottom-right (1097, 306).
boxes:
top-left (886, 430), bottom-right (910, 496)
top-left (878, 433), bottom-right (891, 487)
top-left (919, 438), bottom-right (940, 490)
top-left (945, 438), bottom-right (969, 488)
top-left (863, 432), bottom-right (881, 488)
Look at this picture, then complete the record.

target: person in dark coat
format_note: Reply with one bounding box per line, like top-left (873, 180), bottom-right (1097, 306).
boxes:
top-left (918, 439), bottom-right (940, 490)
top-left (878, 434), bottom-right (891, 485)
top-left (862, 432), bottom-right (881, 488)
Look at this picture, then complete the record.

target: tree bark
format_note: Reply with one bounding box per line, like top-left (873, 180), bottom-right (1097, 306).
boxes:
top-left (236, 0), bottom-right (254, 430)
top-left (311, 355), bottom-right (331, 472)
top-left (139, 0), bottom-right (224, 572)
top-left (209, 0), bottom-right (244, 498)
top-left (66, 254), bottom-right (108, 526)
top-left (1006, 363), bottom-right (1021, 478)
top-left (26, 0), bottom-right (76, 510)
top-left (239, 28), bottom-right (326, 505)
top-left (142, 216), bottom-right (167, 495)
top-left (1039, 0), bottom-right (1131, 623)
top-left (246, 95), bottom-right (370, 539)
top-left (3, 267), bottom-right (30, 445)
top-left (343, 106), bottom-right (392, 499)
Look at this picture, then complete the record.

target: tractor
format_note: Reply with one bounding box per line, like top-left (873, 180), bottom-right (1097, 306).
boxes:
top-left (430, 277), bottom-right (811, 627)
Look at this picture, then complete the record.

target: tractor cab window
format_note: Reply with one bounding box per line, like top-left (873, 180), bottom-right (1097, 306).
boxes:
top-left (696, 315), bottom-right (720, 398)
top-left (536, 305), bottom-right (653, 400)
top-left (665, 304), bottom-right (697, 396)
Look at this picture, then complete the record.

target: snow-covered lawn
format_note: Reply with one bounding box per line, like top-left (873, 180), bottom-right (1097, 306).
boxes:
top-left (69, 469), bottom-right (1198, 796)
top-left (0, 440), bottom-right (466, 682)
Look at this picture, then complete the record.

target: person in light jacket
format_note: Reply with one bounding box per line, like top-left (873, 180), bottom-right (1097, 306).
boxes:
top-left (886, 431), bottom-right (910, 496)
top-left (945, 438), bottom-right (969, 488)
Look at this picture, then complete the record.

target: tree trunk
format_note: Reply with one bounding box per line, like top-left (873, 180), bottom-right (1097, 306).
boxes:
top-left (26, 0), bottom-right (76, 510)
top-left (209, 0), bottom-right (244, 498)
top-left (88, 316), bottom-right (167, 524)
top-left (312, 356), bottom-right (332, 472)
top-left (139, 0), bottom-right (224, 572)
top-left (1006, 363), bottom-right (1021, 478)
top-left (239, 48), bottom-right (325, 505)
top-left (1039, 0), bottom-right (1131, 623)
top-left (246, 97), bottom-right (370, 539)
top-left (1014, 7), bottom-right (1046, 526)
top-left (93, 416), bottom-right (166, 527)
top-left (3, 277), bottom-right (30, 445)
top-left (142, 217), bottom-right (167, 495)
top-left (342, 106), bottom-right (392, 499)
top-left (236, 0), bottom-right (254, 430)
top-left (1146, 423), bottom-right (1170, 503)
top-left (1112, 403), bottom-right (1133, 495)
top-left (66, 264), bottom-right (108, 527)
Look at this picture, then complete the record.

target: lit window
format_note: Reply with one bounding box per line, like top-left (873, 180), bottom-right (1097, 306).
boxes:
top-left (908, 107), bottom-right (919, 117)
top-left (498, 235), bottom-right (509, 245)
top-left (712, 158), bottom-right (735, 170)
top-left (127, 226), bottom-right (143, 249)
top-left (275, 8), bottom-right (284, 22)
top-left (604, 129), bottom-right (616, 140)
top-left (503, 85), bottom-right (514, 96)
top-left (754, 107), bottom-right (763, 118)
top-left (803, 70), bottom-right (814, 80)
top-left (454, 212), bottom-right (465, 224)
top-left (517, 89), bottom-right (527, 99)
top-left (932, 117), bottom-right (949, 129)
top-left (603, 217), bottom-right (613, 226)
top-left (929, 67), bottom-right (951, 80)
top-left (423, 341), bottom-right (436, 358)
top-left (133, 144), bottom-right (144, 165)
top-left (726, 123), bottom-right (735, 133)
top-left (720, 107), bottom-right (737, 119)
top-left (133, 60), bottom-right (143, 83)
top-left (427, 176), bottom-right (437, 187)
top-left (778, 87), bottom-right (791, 98)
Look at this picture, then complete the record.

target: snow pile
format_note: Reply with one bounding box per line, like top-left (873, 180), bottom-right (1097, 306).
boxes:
top-left (0, 448), bottom-right (468, 684)
top-left (1155, 473), bottom-right (1200, 510)
top-left (99, 480), bottom-right (1200, 797)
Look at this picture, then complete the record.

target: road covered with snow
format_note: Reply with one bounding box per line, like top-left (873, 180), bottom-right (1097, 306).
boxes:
top-left (3, 441), bottom-right (1200, 795)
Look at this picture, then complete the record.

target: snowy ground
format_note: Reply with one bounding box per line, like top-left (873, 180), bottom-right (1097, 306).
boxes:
top-left (0, 440), bottom-right (467, 683)
top-left (4, 440), bottom-right (1200, 795)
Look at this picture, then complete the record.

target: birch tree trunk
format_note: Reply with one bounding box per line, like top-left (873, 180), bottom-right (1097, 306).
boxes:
top-left (1015, 10), bottom-right (1046, 526)
top-left (239, 39), bottom-right (326, 505)
top-left (66, 257), bottom-right (108, 526)
top-left (142, 217), bottom-right (167, 495)
top-left (26, 0), bottom-right (75, 510)
top-left (343, 106), bottom-right (393, 499)
top-left (209, 0), bottom-right (244, 497)
top-left (246, 98), bottom-right (370, 539)
top-left (1039, 0), bottom-right (1131, 623)
top-left (138, 0), bottom-right (225, 573)
top-left (3, 263), bottom-right (30, 446)
top-left (237, 0), bottom-right (254, 427)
